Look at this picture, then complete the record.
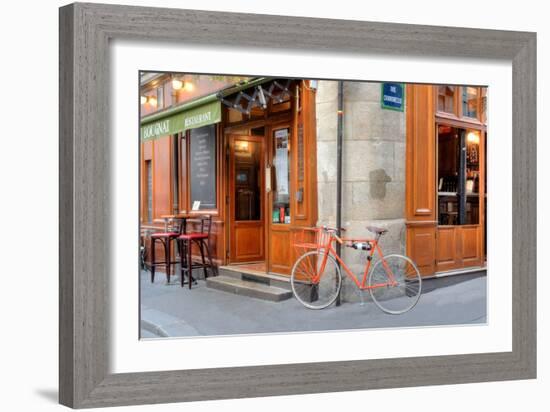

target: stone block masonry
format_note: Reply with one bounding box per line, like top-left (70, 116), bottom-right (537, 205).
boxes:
top-left (315, 81), bottom-right (406, 302)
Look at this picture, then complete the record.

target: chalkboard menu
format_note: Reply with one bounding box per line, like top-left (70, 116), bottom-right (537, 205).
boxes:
top-left (190, 125), bottom-right (217, 209)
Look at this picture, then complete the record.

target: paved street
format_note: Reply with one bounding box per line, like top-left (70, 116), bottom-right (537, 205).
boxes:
top-left (140, 270), bottom-right (486, 338)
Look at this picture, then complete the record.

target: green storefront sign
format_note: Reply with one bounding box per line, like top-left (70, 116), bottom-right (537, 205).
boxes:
top-left (140, 99), bottom-right (221, 141)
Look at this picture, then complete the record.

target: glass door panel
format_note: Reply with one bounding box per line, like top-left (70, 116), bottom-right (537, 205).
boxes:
top-left (271, 127), bottom-right (291, 224)
top-left (234, 139), bottom-right (261, 221)
top-left (465, 130), bottom-right (481, 225)
top-left (437, 125), bottom-right (480, 225)
top-left (437, 125), bottom-right (459, 225)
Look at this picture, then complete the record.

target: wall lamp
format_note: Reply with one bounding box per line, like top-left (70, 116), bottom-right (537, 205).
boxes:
top-left (172, 78), bottom-right (184, 90)
top-left (140, 95), bottom-right (158, 107)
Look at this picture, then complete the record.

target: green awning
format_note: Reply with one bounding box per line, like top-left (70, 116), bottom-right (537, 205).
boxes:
top-left (139, 77), bottom-right (273, 141)
top-left (140, 99), bottom-right (221, 141)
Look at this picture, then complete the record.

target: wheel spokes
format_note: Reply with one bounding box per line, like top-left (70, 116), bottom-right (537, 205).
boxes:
top-left (291, 251), bottom-right (342, 310)
top-left (368, 255), bottom-right (422, 314)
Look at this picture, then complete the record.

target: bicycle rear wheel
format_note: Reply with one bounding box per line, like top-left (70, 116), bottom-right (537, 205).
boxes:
top-left (290, 251), bottom-right (342, 310)
top-left (367, 254), bottom-right (422, 314)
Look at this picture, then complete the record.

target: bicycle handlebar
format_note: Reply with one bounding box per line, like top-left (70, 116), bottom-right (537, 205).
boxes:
top-left (321, 226), bottom-right (345, 244)
top-left (322, 225), bottom-right (346, 233)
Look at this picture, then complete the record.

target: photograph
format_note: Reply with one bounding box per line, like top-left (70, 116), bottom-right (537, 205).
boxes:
top-left (138, 73), bottom-right (488, 338)
top-left (1, 0), bottom-right (544, 410)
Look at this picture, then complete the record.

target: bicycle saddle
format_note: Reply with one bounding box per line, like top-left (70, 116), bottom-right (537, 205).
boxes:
top-left (366, 225), bottom-right (388, 235)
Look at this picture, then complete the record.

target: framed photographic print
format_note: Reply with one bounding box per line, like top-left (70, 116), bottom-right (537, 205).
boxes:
top-left (59, 2), bottom-right (536, 408)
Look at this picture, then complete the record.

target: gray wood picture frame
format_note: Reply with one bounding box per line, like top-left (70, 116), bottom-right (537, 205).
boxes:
top-left (59, 2), bottom-right (536, 409)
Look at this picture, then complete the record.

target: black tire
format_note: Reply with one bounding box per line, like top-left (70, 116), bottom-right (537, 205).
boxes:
top-left (368, 254), bottom-right (422, 314)
top-left (290, 251), bottom-right (342, 309)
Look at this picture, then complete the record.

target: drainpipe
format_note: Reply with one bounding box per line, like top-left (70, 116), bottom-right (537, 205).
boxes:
top-left (335, 81), bottom-right (344, 306)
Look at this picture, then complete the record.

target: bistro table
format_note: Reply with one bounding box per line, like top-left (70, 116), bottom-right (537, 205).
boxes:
top-left (159, 213), bottom-right (191, 234)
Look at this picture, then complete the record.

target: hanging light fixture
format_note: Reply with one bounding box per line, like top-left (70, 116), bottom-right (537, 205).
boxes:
top-left (467, 131), bottom-right (480, 144)
top-left (140, 95), bottom-right (148, 105)
top-left (148, 95), bottom-right (158, 107)
top-left (172, 77), bottom-right (184, 90)
top-left (183, 81), bottom-right (194, 92)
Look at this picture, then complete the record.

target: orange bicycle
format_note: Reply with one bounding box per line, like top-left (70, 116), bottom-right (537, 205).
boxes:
top-left (291, 226), bottom-right (422, 314)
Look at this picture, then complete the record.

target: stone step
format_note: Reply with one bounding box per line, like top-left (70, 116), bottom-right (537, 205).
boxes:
top-left (206, 275), bottom-right (293, 302)
top-left (217, 267), bottom-right (292, 290)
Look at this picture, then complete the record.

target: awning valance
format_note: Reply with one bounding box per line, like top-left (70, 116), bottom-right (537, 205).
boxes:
top-left (140, 98), bottom-right (221, 141)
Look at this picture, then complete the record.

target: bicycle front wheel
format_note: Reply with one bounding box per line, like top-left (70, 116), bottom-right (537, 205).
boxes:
top-left (368, 254), bottom-right (422, 314)
top-left (290, 250), bottom-right (342, 310)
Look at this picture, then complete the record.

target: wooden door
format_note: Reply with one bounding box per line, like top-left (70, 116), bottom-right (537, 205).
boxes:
top-left (435, 126), bottom-right (485, 272)
top-left (228, 135), bottom-right (265, 263)
top-left (267, 125), bottom-right (292, 274)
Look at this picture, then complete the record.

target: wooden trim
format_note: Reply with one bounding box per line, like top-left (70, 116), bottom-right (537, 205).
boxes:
top-left (435, 114), bottom-right (487, 131)
top-left (479, 130), bottom-right (486, 259)
top-left (178, 131), bottom-right (188, 214)
top-left (224, 111), bottom-right (292, 133)
top-left (405, 84), bottom-right (436, 221)
top-left (435, 85), bottom-right (486, 127)
top-left (406, 220), bottom-right (438, 226)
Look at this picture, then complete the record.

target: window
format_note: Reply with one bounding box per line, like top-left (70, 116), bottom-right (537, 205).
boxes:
top-left (271, 128), bottom-right (291, 224)
top-left (145, 160), bottom-right (153, 223)
top-left (437, 125), bottom-right (480, 226)
top-left (156, 86), bottom-right (164, 110)
top-left (234, 139), bottom-right (261, 220)
top-left (462, 86), bottom-right (479, 118)
top-left (437, 85), bottom-right (456, 114)
top-left (465, 129), bottom-right (481, 225)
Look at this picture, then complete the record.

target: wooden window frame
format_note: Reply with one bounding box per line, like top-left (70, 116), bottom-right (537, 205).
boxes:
top-left (140, 140), bottom-right (154, 227)
top-left (459, 85), bottom-right (481, 121)
top-left (436, 84), bottom-right (459, 116)
top-left (435, 85), bottom-right (486, 126)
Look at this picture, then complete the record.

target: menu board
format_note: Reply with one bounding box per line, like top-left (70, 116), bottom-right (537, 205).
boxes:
top-left (190, 125), bottom-right (217, 209)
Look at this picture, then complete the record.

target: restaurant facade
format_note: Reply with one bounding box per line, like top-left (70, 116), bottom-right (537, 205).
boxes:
top-left (140, 73), bottom-right (487, 295)
top-left (140, 74), bottom-right (319, 277)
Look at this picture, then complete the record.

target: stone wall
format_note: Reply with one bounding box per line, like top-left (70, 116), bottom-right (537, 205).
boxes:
top-left (315, 80), bottom-right (406, 302)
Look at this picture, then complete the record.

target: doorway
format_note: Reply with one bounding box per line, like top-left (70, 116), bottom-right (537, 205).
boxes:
top-left (228, 134), bottom-right (265, 263)
top-left (435, 124), bottom-right (485, 272)
top-left (226, 124), bottom-right (294, 275)
top-left (266, 124), bottom-right (292, 274)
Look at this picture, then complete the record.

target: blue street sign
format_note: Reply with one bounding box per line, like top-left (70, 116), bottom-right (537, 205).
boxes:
top-left (381, 83), bottom-right (405, 111)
